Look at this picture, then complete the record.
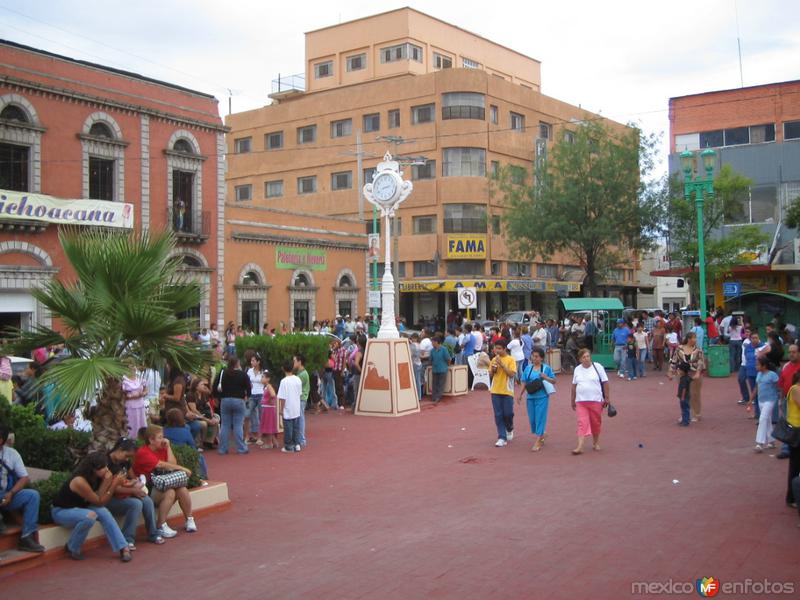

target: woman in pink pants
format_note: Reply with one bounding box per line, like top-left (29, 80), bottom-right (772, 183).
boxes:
top-left (570, 348), bottom-right (610, 454)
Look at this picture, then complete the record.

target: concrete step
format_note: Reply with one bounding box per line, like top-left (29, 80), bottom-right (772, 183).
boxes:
top-left (0, 526), bottom-right (23, 552)
top-left (0, 548), bottom-right (42, 569)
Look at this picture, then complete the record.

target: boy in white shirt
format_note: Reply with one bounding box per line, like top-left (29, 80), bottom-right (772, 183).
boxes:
top-left (278, 359), bottom-right (303, 453)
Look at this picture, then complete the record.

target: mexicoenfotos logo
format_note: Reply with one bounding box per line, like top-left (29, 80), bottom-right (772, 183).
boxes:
top-left (696, 577), bottom-right (720, 597)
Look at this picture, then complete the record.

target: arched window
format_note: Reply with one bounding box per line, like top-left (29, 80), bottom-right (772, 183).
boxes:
top-left (294, 273), bottom-right (310, 287)
top-left (338, 274), bottom-right (353, 287)
top-left (242, 271), bottom-right (261, 286)
top-left (89, 122), bottom-right (114, 139)
top-left (0, 105), bottom-right (28, 123)
top-left (173, 139), bottom-right (194, 154)
top-left (182, 255), bottom-right (202, 267)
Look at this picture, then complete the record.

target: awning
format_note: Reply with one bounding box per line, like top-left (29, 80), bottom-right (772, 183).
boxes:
top-left (724, 291), bottom-right (800, 304)
top-left (560, 298), bottom-right (625, 311)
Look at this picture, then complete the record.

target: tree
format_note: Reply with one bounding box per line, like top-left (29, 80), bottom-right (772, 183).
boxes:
top-left (9, 228), bottom-right (210, 450)
top-left (784, 195), bottom-right (800, 230)
top-left (493, 120), bottom-right (663, 295)
top-left (664, 164), bottom-right (770, 303)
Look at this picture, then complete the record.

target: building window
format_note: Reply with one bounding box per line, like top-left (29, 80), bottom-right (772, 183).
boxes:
top-left (234, 137), bottom-right (251, 153)
top-left (298, 176), bottom-right (317, 194)
top-left (89, 157), bottom-right (114, 201)
top-left (89, 122), bottom-right (113, 139)
top-left (749, 124), bottom-right (775, 144)
top-left (537, 263), bottom-right (558, 278)
top-left (442, 92), bottom-right (485, 120)
top-left (297, 125), bottom-right (317, 144)
top-left (509, 112), bottom-right (525, 132)
top-left (235, 184), bottom-right (252, 202)
top-left (173, 139), bottom-right (194, 154)
top-left (413, 261), bottom-right (437, 277)
top-left (411, 160), bottom-right (436, 180)
top-left (699, 130), bottom-right (724, 148)
top-left (447, 260), bottom-right (485, 276)
top-left (172, 170), bottom-right (194, 232)
top-left (0, 104), bottom-right (28, 123)
top-left (346, 53), bottom-right (366, 72)
top-left (388, 109), bottom-right (400, 128)
top-left (265, 180), bottom-right (283, 198)
top-left (412, 104), bottom-right (435, 124)
top-left (607, 269), bottom-right (624, 282)
top-left (539, 122), bottom-right (551, 139)
top-left (462, 57), bottom-right (481, 69)
top-left (434, 53), bottom-right (452, 69)
top-left (785, 120), bottom-right (800, 140)
top-left (443, 148), bottom-right (486, 177)
top-left (725, 126), bottom-right (749, 146)
top-left (265, 131), bottom-right (283, 150)
top-left (444, 203), bottom-right (487, 233)
top-left (314, 61), bottom-right (333, 79)
top-left (381, 43), bottom-right (423, 63)
top-left (392, 217), bottom-right (402, 235)
top-left (491, 261), bottom-right (501, 276)
top-left (490, 161), bottom-right (500, 178)
top-left (397, 262), bottom-right (406, 278)
top-left (363, 167), bottom-right (376, 184)
top-left (0, 143), bottom-right (29, 191)
top-left (331, 171), bottom-right (352, 191)
top-left (363, 113), bottom-right (380, 133)
top-left (564, 130), bottom-right (576, 144)
top-left (413, 215), bottom-right (437, 234)
top-left (508, 262), bottom-right (530, 277)
top-left (330, 119), bottom-right (352, 138)
top-left (491, 215), bottom-right (501, 234)
top-left (490, 105), bottom-right (498, 125)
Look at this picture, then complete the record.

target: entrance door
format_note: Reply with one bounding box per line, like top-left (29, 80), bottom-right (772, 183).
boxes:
top-left (293, 301), bottom-right (309, 331)
top-left (241, 301), bottom-right (260, 333)
top-left (176, 305), bottom-right (201, 330)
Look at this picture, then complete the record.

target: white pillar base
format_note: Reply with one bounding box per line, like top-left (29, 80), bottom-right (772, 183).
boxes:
top-left (354, 338), bottom-right (420, 417)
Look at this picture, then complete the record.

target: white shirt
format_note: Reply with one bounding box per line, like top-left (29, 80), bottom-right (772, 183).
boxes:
top-left (666, 332), bottom-right (679, 345)
top-left (209, 329), bottom-right (220, 342)
top-left (507, 338), bottom-right (524, 361)
top-left (720, 315), bottom-right (732, 337)
top-left (472, 330), bottom-right (484, 351)
top-left (419, 337), bottom-right (433, 359)
top-left (278, 374), bottom-right (303, 419)
top-left (633, 331), bottom-right (648, 350)
top-left (572, 362), bottom-right (608, 403)
top-left (247, 368), bottom-right (265, 396)
top-left (533, 328), bottom-right (548, 347)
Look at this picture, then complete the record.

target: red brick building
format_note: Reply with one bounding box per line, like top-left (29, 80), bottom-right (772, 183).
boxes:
top-left (0, 40), bottom-right (226, 331)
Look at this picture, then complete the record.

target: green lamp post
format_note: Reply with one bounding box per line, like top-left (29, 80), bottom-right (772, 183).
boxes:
top-left (679, 147), bottom-right (716, 348)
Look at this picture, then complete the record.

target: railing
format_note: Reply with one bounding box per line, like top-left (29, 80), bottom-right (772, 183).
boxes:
top-left (172, 209), bottom-right (211, 239)
top-left (271, 73), bottom-right (305, 94)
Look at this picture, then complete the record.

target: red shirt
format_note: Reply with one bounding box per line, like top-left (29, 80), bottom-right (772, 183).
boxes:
top-left (133, 445), bottom-right (167, 480)
top-left (705, 317), bottom-right (719, 338)
top-left (778, 361), bottom-right (800, 397)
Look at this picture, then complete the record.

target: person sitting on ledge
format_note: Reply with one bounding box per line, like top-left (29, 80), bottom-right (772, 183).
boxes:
top-left (51, 452), bottom-right (132, 562)
top-left (0, 425), bottom-right (46, 553)
top-left (163, 409), bottom-right (208, 480)
top-left (133, 425), bottom-right (196, 538)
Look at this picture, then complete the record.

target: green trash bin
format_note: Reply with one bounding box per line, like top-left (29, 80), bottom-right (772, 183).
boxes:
top-left (707, 344), bottom-right (730, 377)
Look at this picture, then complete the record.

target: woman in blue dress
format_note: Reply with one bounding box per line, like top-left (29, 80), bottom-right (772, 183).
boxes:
top-left (516, 347), bottom-right (556, 452)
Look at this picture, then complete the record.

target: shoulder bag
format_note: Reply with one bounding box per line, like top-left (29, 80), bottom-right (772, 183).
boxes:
top-left (523, 365), bottom-right (544, 394)
top-left (772, 388), bottom-right (800, 447)
top-left (150, 468), bottom-right (189, 491)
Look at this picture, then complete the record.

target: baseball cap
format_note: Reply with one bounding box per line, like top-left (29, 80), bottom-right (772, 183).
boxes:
top-left (617, 318), bottom-right (625, 324)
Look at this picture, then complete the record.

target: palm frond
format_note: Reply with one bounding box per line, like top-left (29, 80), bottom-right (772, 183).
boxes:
top-left (37, 356), bottom-right (128, 415)
top-left (6, 326), bottom-right (66, 356)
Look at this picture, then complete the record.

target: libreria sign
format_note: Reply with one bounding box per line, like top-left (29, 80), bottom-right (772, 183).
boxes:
top-left (0, 190), bottom-right (134, 229)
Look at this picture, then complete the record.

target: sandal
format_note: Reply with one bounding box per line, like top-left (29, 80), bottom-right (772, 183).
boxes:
top-left (120, 548), bottom-right (133, 562)
top-left (571, 448), bottom-right (583, 455)
top-left (531, 443), bottom-right (542, 452)
top-left (539, 433), bottom-right (547, 446)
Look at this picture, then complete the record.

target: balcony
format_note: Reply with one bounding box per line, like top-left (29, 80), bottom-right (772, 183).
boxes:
top-left (172, 210), bottom-right (211, 244)
top-left (269, 73), bottom-right (305, 100)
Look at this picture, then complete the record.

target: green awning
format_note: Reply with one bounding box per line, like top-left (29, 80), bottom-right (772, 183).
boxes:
top-left (560, 298), bottom-right (625, 311)
top-left (724, 291), bottom-right (800, 303)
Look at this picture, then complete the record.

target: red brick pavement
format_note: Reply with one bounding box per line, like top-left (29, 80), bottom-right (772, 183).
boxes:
top-left (6, 370), bottom-right (798, 599)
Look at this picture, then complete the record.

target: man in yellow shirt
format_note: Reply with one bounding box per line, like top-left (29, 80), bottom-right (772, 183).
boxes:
top-left (490, 340), bottom-right (517, 447)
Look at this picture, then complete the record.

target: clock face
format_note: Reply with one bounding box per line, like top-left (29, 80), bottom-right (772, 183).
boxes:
top-left (373, 172), bottom-right (398, 202)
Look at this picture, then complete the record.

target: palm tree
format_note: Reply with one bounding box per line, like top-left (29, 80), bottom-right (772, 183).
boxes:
top-left (10, 228), bottom-right (210, 450)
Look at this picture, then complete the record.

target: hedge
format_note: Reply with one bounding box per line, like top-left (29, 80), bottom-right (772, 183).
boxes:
top-left (235, 334), bottom-right (330, 383)
top-left (172, 443), bottom-right (203, 488)
top-left (30, 471), bottom-right (70, 524)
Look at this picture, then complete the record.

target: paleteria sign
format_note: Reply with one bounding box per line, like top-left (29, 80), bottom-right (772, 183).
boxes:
top-left (0, 189), bottom-right (134, 229)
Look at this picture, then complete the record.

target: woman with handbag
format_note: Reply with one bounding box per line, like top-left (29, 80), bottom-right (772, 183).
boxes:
top-left (212, 356), bottom-right (252, 455)
top-left (133, 425), bottom-right (195, 538)
top-left (570, 348), bottom-right (610, 455)
top-left (516, 347), bottom-right (555, 452)
top-left (668, 332), bottom-right (705, 422)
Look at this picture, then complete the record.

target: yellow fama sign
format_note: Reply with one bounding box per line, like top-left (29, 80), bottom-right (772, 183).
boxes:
top-left (446, 235), bottom-right (486, 259)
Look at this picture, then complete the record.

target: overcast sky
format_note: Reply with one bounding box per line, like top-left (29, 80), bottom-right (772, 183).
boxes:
top-left (1, 0), bottom-right (798, 174)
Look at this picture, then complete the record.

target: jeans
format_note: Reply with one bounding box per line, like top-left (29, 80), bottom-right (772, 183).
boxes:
top-left (247, 395), bottom-right (262, 434)
top-left (737, 366), bottom-right (750, 403)
top-left (613, 346), bottom-right (626, 376)
top-left (636, 350), bottom-right (647, 377)
top-left (413, 364), bottom-right (424, 398)
top-left (323, 371), bottom-right (338, 408)
top-left (626, 357), bottom-right (637, 379)
top-left (52, 505), bottom-right (128, 553)
top-left (298, 401), bottom-right (308, 446)
top-left (4, 488), bottom-right (40, 538)
top-left (219, 397), bottom-right (247, 454)
top-left (283, 417), bottom-right (300, 450)
top-left (491, 394), bottom-right (514, 440)
top-left (106, 495), bottom-right (159, 542)
top-left (432, 371), bottom-right (447, 403)
top-left (527, 395), bottom-right (549, 436)
top-left (729, 340), bottom-right (743, 372)
top-left (679, 391), bottom-right (691, 425)
top-left (187, 419), bottom-right (202, 441)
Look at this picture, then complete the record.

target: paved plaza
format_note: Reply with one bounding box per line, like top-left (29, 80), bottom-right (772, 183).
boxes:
top-left (8, 371), bottom-right (798, 599)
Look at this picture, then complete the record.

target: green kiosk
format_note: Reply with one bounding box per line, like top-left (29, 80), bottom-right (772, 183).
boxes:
top-left (560, 297), bottom-right (625, 369)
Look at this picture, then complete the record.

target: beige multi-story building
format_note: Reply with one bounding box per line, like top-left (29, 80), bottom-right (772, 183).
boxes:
top-left (226, 8), bottom-right (636, 326)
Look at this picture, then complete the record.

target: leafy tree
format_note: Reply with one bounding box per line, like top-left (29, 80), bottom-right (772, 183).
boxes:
top-left (9, 228), bottom-right (210, 450)
top-left (664, 165), bottom-right (769, 302)
top-left (784, 195), bottom-right (800, 230)
top-left (493, 120), bottom-right (663, 295)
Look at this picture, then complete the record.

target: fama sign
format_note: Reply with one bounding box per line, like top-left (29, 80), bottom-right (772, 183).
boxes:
top-left (446, 235), bottom-right (486, 259)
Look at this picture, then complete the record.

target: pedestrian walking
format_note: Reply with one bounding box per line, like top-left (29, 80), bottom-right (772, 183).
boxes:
top-left (668, 332), bottom-right (705, 422)
top-left (517, 348), bottom-right (555, 452)
top-left (570, 348), bottom-right (609, 455)
top-left (489, 340), bottom-right (517, 447)
top-left (751, 356), bottom-right (779, 452)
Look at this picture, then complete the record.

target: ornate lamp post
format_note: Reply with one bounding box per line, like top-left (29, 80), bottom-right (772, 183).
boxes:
top-left (680, 147), bottom-right (716, 347)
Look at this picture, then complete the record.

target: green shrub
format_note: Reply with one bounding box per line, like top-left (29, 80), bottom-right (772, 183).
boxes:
top-left (236, 334), bottom-right (330, 383)
top-left (14, 428), bottom-right (92, 471)
top-left (4, 403), bottom-right (46, 435)
top-left (171, 444), bottom-right (203, 488)
top-left (30, 471), bottom-right (70, 524)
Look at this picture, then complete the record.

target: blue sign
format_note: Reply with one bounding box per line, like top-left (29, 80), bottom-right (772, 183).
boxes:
top-left (723, 282), bottom-right (742, 297)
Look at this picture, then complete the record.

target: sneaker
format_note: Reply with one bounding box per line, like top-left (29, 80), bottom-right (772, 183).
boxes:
top-left (494, 439), bottom-right (507, 447)
top-left (295, 444), bottom-right (302, 452)
top-left (159, 523), bottom-right (178, 538)
top-left (127, 542), bottom-right (137, 551)
top-left (737, 400), bottom-right (747, 405)
top-left (766, 442), bottom-right (776, 449)
top-left (754, 444), bottom-right (764, 453)
top-left (506, 430), bottom-right (514, 442)
top-left (281, 447), bottom-right (294, 453)
top-left (618, 372), bottom-right (625, 378)
top-left (628, 377), bottom-right (633, 381)
top-left (185, 517), bottom-right (197, 533)
top-left (18, 534), bottom-right (45, 553)
top-left (150, 535), bottom-right (166, 545)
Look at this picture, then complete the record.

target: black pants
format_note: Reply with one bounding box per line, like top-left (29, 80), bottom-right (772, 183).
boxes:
top-left (787, 444), bottom-right (800, 504)
top-left (333, 371), bottom-right (345, 406)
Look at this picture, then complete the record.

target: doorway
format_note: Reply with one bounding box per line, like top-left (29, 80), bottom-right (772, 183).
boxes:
top-left (293, 301), bottom-right (309, 331)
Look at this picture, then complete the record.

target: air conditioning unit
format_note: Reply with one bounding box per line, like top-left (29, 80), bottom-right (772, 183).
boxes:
top-left (794, 238), bottom-right (800, 265)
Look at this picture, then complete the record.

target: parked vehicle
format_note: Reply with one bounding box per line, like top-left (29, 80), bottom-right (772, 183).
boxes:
top-left (497, 311), bottom-right (539, 326)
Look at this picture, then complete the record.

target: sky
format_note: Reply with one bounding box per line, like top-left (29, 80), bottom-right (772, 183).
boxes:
top-left (1, 0), bottom-right (798, 174)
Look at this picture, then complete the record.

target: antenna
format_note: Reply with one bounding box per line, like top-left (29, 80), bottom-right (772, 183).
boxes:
top-left (734, 0), bottom-right (744, 87)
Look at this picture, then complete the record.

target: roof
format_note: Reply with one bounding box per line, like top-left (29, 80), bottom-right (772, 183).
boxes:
top-left (560, 298), bottom-right (625, 311)
top-left (724, 291), bottom-right (800, 304)
top-left (669, 78), bottom-right (800, 103)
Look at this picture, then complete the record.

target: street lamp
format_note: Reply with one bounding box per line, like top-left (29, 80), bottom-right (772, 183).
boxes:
top-left (679, 147), bottom-right (716, 348)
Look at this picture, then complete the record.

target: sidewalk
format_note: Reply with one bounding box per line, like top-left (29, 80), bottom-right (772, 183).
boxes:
top-left (7, 370), bottom-right (797, 598)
